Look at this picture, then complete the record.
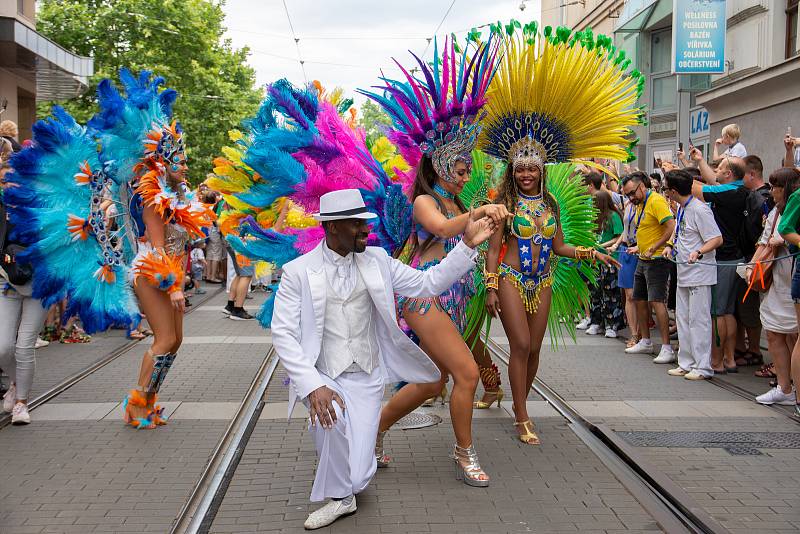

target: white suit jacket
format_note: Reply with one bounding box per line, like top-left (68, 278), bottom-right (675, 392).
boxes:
top-left (270, 239), bottom-right (478, 417)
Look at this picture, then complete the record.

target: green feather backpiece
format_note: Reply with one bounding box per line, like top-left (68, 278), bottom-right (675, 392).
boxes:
top-left (545, 163), bottom-right (599, 347)
top-left (460, 150), bottom-right (505, 347)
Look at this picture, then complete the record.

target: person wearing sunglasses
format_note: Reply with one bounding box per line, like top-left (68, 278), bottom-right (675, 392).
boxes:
top-left (621, 172), bottom-right (677, 363)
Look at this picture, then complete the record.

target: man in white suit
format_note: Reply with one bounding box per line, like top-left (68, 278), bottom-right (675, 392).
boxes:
top-left (270, 189), bottom-right (495, 529)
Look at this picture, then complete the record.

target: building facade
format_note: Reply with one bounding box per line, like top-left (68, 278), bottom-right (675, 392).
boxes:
top-left (541, 0), bottom-right (800, 171)
top-left (0, 0), bottom-right (92, 142)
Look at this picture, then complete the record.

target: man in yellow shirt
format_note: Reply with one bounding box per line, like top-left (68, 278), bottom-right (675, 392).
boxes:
top-left (621, 172), bottom-right (676, 363)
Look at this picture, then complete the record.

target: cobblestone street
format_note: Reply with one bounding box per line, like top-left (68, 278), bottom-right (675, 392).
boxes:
top-left (1, 290), bottom-right (799, 533)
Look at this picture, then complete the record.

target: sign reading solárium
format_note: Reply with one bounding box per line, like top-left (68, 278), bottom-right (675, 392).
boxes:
top-left (672, 0), bottom-right (726, 74)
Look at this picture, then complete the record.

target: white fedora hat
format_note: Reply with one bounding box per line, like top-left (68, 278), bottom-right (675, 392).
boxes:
top-left (313, 189), bottom-right (378, 222)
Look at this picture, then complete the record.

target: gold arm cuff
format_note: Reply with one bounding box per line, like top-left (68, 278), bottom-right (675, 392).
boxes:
top-left (574, 246), bottom-right (597, 261)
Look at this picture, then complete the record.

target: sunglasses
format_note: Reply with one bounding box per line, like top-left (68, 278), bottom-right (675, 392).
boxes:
top-left (624, 183), bottom-right (642, 199)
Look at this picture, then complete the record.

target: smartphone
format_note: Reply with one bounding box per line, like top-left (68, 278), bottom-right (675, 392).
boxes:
top-left (678, 142), bottom-right (684, 152)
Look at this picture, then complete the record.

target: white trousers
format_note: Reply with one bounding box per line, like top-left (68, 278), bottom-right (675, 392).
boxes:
top-left (305, 367), bottom-right (384, 502)
top-left (676, 285), bottom-right (713, 377)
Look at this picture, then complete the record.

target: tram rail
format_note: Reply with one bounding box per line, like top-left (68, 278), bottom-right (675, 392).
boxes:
top-left (0, 287), bottom-right (223, 429)
top-left (486, 338), bottom-right (730, 534)
top-left (170, 346), bottom-right (279, 534)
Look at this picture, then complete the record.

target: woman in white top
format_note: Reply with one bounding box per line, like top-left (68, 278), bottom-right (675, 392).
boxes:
top-left (752, 168), bottom-right (800, 406)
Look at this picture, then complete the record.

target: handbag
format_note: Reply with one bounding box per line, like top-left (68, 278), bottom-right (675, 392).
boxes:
top-left (0, 198), bottom-right (32, 286)
top-left (746, 210), bottom-right (780, 293)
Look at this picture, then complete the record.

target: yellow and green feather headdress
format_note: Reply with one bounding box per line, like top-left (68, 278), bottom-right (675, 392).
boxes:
top-left (479, 21), bottom-right (646, 169)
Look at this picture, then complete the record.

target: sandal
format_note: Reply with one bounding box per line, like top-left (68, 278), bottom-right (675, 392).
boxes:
top-left (127, 329), bottom-right (146, 340)
top-left (735, 351), bottom-right (764, 367)
top-left (513, 419), bottom-right (541, 445)
top-left (755, 363), bottom-right (776, 379)
top-left (60, 326), bottom-right (91, 344)
top-left (626, 335), bottom-right (641, 349)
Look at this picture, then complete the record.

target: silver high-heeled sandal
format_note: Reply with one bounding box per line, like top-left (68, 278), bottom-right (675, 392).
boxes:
top-left (452, 444), bottom-right (490, 487)
top-left (375, 430), bottom-right (390, 468)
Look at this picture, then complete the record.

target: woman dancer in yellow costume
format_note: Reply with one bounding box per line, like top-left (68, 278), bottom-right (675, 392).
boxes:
top-left (481, 22), bottom-right (645, 445)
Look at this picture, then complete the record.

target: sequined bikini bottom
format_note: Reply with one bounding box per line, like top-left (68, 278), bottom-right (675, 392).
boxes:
top-left (397, 258), bottom-right (475, 342)
top-left (499, 262), bottom-right (553, 314)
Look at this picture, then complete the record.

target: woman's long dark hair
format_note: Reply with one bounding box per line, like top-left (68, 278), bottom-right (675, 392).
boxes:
top-left (401, 155), bottom-right (469, 259)
top-left (771, 167), bottom-right (800, 214)
top-left (592, 190), bottom-right (621, 234)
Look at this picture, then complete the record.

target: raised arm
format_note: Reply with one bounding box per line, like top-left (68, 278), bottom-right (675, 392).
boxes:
top-left (413, 196), bottom-right (508, 239)
top-left (690, 147), bottom-right (717, 184)
top-left (390, 214), bottom-right (495, 297)
top-left (784, 135), bottom-right (798, 169)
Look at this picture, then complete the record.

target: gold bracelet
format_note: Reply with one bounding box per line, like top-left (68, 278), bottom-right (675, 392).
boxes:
top-left (485, 271), bottom-right (499, 290)
top-left (574, 246), bottom-right (597, 261)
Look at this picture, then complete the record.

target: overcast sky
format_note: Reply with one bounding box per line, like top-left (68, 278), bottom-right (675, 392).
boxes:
top-left (221, 0), bottom-right (542, 103)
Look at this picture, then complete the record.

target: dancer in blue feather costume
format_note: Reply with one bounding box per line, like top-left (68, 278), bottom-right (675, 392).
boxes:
top-left (7, 69), bottom-right (213, 430)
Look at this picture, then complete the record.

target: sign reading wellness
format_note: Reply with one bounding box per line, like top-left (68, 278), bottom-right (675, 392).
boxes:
top-left (672, 0), bottom-right (726, 74)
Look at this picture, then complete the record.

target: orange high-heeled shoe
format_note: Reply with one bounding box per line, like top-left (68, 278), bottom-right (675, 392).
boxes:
top-left (122, 390), bottom-right (157, 429)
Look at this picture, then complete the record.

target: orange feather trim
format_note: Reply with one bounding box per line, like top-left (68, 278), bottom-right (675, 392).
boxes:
top-left (94, 264), bottom-right (117, 284)
top-left (134, 250), bottom-right (184, 293)
top-left (135, 167), bottom-right (215, 239)
top-left (67, 215), bottom-right (89, 241)
top-left (74, 161), bottom-right (93, 185)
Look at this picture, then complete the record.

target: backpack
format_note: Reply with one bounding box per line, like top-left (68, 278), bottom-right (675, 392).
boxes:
top-left (0, 197), bottom-right (32, 286)
top-left (737, 185), bottom-right (771, 260)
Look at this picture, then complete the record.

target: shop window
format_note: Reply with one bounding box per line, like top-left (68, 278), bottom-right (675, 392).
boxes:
top-left (650, 29), bottom-right (676, 111)
top-left (788, 0), bottom-right (799, 58)
top-left (652, 76), bottom-right (677, 110)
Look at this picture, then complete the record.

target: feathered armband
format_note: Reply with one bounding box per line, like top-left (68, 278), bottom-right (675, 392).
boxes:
top-left (134, 249), bottom-right (184, 294)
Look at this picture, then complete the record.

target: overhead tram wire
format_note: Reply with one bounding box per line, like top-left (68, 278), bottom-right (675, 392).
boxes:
top-left (421, 0), bottom-right (458, 58)
top-left (281, 0), bottom-right (308, 84)
top-left (227, 27), bottom-right (429, 41)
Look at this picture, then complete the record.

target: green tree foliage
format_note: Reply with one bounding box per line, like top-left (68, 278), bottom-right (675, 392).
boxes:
top-left (36, 0), bottom-right (263, 184)
top-left (357, 99), bottom-right (392, 147)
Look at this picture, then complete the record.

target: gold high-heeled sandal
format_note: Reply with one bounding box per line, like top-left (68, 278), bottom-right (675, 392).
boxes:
top-left (453, 444), bottom-right (490, 487)
top-left (421, 384), bottom-right (447, 407)
top-left (513, 419), bottom-right (541, 445)
top-left (474, 363), bottom-right (504, 409)
top-left (375, 430), bottom-right (390, 468)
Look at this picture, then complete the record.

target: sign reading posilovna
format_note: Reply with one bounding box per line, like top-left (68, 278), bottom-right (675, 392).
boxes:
top-left (672, 0), bottom-right (726, 74)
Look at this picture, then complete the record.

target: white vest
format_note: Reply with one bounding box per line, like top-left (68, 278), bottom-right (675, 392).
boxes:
top-left (316, 269), bottom-right (379, 379)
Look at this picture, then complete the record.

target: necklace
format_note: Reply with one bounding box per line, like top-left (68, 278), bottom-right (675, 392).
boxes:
top-left (433, 182), bottom-right (455, 200)
top-left (516, 192), bottom-right (546, 219)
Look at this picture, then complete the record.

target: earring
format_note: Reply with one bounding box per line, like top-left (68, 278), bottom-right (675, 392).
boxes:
top-left (171, 164), bottom-right (179, 172)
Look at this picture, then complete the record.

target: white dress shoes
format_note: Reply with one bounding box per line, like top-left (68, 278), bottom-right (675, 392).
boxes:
top-left (304, 496), bottom-right (357, 530)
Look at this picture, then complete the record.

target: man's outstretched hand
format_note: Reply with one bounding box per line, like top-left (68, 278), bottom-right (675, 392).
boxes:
top-left (463, 211), bottom-right (499, 248)
top-left (308, 386), bottom-right (345, 429)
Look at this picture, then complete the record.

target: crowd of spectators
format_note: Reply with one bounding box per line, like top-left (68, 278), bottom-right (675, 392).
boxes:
top-left (578, 124), bottom-right (800, 412)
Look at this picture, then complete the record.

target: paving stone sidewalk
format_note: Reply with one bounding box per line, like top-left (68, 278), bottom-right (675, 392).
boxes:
top-left (210, 417), bottom-right (662, 534)
top-left (505, 324), bottom-right (800, 534)
top-left (0, 290), bottom-right (270, 533)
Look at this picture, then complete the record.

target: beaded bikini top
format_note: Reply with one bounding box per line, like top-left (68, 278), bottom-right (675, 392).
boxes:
top-left (511, 192), bottom-right (558, 246)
